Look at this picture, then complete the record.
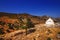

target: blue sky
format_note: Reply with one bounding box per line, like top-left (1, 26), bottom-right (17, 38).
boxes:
top-left (0, 0), bottom-right (60, 17)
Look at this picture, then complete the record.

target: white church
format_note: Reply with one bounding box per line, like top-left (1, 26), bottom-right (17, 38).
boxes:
top-left (45, 18), bottom-right (55, 27)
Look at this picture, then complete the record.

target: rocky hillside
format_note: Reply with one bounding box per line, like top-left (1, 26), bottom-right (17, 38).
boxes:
top-left (0, 12), bottom-right (59, 23)
top-left (0, 12), bottom-right (60, 40)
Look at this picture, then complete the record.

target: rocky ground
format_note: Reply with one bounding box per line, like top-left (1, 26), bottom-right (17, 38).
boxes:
top-left (0, 12), bottom-right (60, 40)
top-left (0, 24), bottom-right (60, 40)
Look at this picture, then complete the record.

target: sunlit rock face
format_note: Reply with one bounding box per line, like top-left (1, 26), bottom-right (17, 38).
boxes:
top-left (45, 18), bottom-right (55, 27)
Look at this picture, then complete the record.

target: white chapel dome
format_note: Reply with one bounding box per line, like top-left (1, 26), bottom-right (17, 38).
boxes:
top-left (45, 18), bottom-right (55, 27)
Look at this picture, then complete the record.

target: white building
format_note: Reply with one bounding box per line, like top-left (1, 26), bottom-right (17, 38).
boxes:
top-left (45, 18), bottom-right (55, 27)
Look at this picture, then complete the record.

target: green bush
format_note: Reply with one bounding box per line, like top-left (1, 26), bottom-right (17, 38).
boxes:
top-left (0, 21), bottom-right (5, 26)
top-left (6, 29), bottom-right (10, 33)
top-left (14, 25), bottom-right (20, 30)
top-left (20, 26), bottom-right (27, 29)
top-left (47, 37), bottom-right (51, 40)
top-left (58, 32), bottom-right (60, 34)
top-left (0, 28), bottom-right (5, 35)
top-left (7, 23), bottom-right (14, 29)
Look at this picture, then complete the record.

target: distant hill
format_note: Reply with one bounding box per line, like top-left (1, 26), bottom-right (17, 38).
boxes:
top-left (0, 12), bottom-right (60, 24)
top-left (0, 12), bottom-right (49, 24)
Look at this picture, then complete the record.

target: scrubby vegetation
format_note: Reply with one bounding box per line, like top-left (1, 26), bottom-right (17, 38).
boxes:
top-left (0, 12), bottom-right (60, 40)
top-left (0, 16), bottom-right (35, 35)
top-left (0, 28), bottom-right (5, 35)
top-left (18, 17), bottom-right (35, 35)
top-left (47, 37), bottom-right (51, 40)
top-left (0, 21), bottom-right (5, 26)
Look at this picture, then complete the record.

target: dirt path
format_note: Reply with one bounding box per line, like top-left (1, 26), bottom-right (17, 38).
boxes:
top-left (3, 30), bottom-right (26, 39)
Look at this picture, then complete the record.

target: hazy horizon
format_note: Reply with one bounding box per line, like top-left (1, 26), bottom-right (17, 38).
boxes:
top-left (0, 0), bottom-right (60, 17)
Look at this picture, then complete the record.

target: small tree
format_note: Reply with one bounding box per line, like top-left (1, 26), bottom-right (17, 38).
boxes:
top-left (26, 18), bottom-right (34, 35)
top-left (26, 18), bottom-right (34, 28)
top-left (20, 18), bottom-right (34, 35)
top-left (18, 17), bottom-right (34, 35)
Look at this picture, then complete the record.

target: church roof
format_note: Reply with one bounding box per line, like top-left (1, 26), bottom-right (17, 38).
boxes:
top-left (45, 18), bottom-right (55, 26)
